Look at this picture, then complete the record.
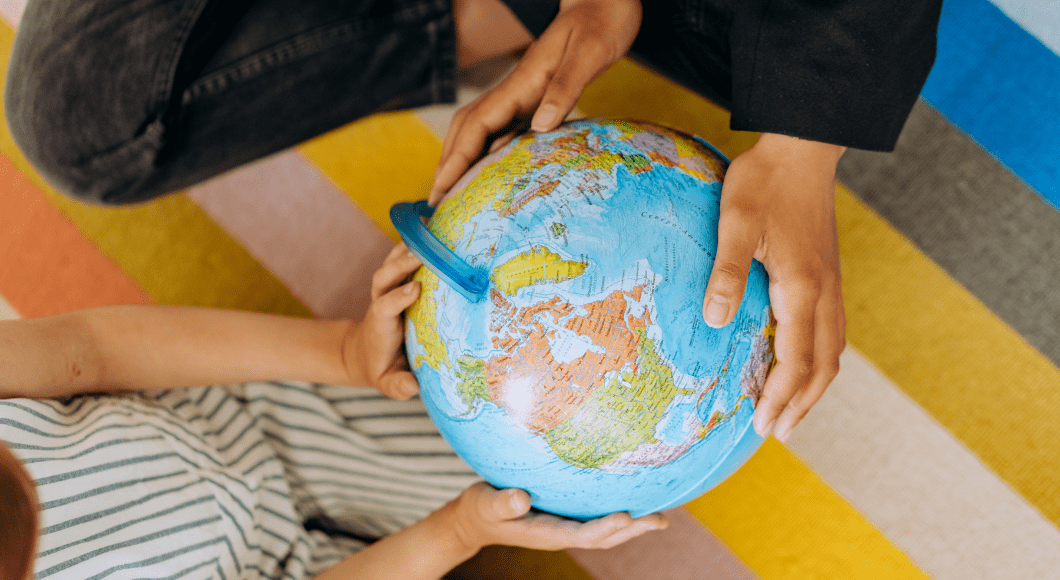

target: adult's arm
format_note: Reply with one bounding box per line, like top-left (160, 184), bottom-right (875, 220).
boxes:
top-left (729, 0), bottom-right (944, 151)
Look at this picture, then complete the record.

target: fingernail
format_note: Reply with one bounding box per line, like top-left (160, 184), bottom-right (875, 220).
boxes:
top-left (508, 489), bottom-right (524, 511)
top-left (531, 104), bottom-right (558, 131)
top-left (704, 295), bottom-right (729, 328)
top-left (774, 423), bottom-right (792, 443)
top-left (756, 418), bottom-right (775, 437)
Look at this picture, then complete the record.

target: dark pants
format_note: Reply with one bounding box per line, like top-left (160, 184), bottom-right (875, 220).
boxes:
top-left (5, 0), bottom-right (733, 204)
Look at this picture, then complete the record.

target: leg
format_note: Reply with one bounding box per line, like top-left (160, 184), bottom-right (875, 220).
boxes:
top-left (5, 0), bottom-right (459, 204)
top-left (630, 0), bottom-right (735, 111)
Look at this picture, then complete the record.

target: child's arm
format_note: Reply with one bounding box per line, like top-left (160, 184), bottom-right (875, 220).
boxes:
top-left (0, 244), bottom-right (423, 400)
top-left (315, 482), bottom-right (668, 580)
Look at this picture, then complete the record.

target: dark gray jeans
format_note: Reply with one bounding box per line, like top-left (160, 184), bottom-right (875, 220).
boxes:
top-left (5, 0), bottom-right (457, 204)
top-left (4, 0), bottom-right (736, 205)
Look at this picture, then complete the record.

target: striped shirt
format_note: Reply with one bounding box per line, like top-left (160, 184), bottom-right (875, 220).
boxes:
top-left (0, 382), bottom-right (478, 580)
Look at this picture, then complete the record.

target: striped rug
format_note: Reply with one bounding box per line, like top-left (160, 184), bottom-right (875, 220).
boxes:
top-left (2, 0), bottom-right (1059, 578)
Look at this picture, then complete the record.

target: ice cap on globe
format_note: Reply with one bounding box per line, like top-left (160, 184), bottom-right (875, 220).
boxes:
top-left (391, 119), bottom-right (775, 521)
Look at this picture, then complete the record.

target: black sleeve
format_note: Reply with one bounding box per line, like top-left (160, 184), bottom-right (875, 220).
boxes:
top-left (729, 0), bottom-right (944, 151)
top-left (499, 0), bottom-right (560, 37)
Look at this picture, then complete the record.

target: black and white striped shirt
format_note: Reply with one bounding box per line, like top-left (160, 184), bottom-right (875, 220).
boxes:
top-left (1, 382), bottom-right (478, 580)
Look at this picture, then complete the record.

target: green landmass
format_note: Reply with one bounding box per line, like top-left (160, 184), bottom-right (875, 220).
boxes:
top-left (431, 137), bottom-right (536, 246)
top-left (456, 354), bottom-right (491, 411)
top-left (619, 152), bottom-right (653, 174)
top-left (542, 329), bottom-right (681, 469)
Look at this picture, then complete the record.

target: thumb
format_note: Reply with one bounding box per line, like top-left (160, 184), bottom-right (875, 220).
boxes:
top-left (703, 206), bottom-right (760, 328)
top-left (487, 488), bottom-right (532, 521)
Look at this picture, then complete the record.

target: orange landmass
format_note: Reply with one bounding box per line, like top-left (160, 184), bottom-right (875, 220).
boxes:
top-left (648, 150), bottom-right (678, 168)
top-left (484, 287), bottom-right (650, 434)
top-left (501, 179), bottom-right (562, 216)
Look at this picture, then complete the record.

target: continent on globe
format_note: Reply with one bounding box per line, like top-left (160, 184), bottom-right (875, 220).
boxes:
top-left (397, 119), bottom-right (775, 520)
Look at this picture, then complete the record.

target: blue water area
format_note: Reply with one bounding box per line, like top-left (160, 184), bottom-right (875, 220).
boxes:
top-left (494, 141), bottom-right (772, 385)
top-left (417, 366), bottom-right (758, 520)
top-left (922, 0), bottom-right (1060, 207)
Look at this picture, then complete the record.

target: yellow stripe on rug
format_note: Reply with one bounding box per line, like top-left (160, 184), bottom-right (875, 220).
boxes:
top-left (688, 439), bottom-right (926, 579)
top-left (579, 59), bottom-right (760, 160)
top-left (298, 111), bottom-right (441, 243)
top-left (0, 22), bottom-right (309, 317)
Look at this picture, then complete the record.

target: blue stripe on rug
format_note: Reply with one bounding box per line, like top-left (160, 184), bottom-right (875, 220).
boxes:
top-left (921, 0), bottom-right (1060, 208)
top-left (989, 0), bottom-right (1060, 55)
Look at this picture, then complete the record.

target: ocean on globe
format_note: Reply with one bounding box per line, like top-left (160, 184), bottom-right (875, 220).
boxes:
top-left (395, 119), bottom-right (775, 520)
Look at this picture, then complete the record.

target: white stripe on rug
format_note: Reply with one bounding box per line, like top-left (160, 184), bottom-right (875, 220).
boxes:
top-left (988, 0), bottom-right (1060, 55)
top-left (0, 293), bottom-right (19, 320)
top-left (787, 347), bottom-right (1060, 580)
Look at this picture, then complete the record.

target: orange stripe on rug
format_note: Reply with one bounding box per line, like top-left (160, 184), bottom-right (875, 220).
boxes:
top-left (0, 153), bottom-right (150, 315)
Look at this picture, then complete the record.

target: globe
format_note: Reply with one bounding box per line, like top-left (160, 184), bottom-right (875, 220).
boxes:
top-left (392, 119), bottom-right (775, 520)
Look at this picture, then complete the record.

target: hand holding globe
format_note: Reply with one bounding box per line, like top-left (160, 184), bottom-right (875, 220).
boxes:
top-left (393, 119), bottom-right (776, 519)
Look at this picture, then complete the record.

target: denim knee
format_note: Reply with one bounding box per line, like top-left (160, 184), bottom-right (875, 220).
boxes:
top-left (4, 3), bottom-right (183, 205)
top-left (5, 82), bottom-right (167, 205)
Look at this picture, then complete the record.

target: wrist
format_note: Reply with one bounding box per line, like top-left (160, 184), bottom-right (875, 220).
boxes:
top-left (339, 320), bottom-right (368, 386)
top-left (753, 133), bottom-right (846, 168)
top-left (435, 497), bottom-right (485, 560)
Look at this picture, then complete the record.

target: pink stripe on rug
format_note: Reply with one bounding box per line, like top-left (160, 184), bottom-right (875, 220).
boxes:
top-left (568, 507), bottom-right (761, 580)
top-left (188, 150), bottom-right (394, 320)
top-left (0, 0), bottom-right (25, 29)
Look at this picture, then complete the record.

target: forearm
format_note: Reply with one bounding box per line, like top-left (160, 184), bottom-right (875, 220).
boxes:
top-left (0, 306), bottom-right (353, 399)
top-left (314, 502), bottom-right (479, 580)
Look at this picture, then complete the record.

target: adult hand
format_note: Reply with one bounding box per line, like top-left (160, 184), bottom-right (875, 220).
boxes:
top-left (703, 133), bottom-right (847, 442)
top-left (344, 243), bottom-right (422, 400)
top-left (430, 0), bottom-right (642, 204)
top-left (447, 482), bottom-right (668, 553)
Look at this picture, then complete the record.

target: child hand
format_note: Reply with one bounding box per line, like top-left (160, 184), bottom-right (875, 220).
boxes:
top-left (430, 0), bottom-right (642, 204)
top-left (447, 482), bottom-right (668, 553)
top-left (702, 133), bottom-right (847, 442)
top-left (343, 243), bottom-right (423, 400)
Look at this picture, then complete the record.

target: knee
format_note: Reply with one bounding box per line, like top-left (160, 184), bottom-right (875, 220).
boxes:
top-left (4, 20), bottom-right (167, 205)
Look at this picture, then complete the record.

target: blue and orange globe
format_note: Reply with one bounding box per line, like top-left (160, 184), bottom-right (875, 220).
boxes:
top-left (393, 119), bottom-right (774, 520)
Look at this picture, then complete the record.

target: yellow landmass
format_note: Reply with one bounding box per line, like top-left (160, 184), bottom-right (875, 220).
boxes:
top-left (406, 268), bottom-right (450, 371)
top-left (491, 246), bottom-right (588, 296)
top-left (432, 136), bottom-right (536, 248)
